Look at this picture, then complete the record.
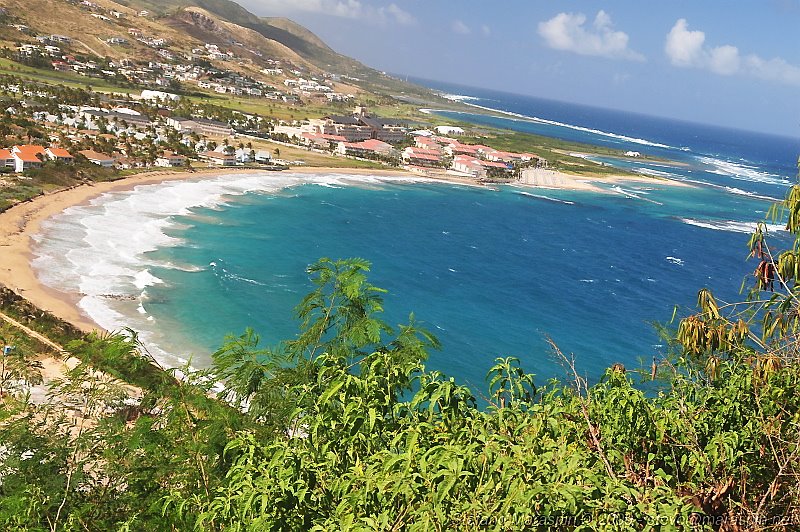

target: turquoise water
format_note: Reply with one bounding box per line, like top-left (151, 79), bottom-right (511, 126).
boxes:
top-left (32, 84), bottom-right (800, 386)
top-left (95, 177), bottom-right (765, 387)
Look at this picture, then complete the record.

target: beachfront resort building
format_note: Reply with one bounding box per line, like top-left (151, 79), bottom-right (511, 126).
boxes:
top-left (199, 151), bottom-right (236, 166)
top-left (336, 139), bottom-right (395, 158)
top-left (301, 132), bottom-right (347, 150)
top-left (164, 116), bottom-right (234, 137)
top-left (254, 150), bottom-right (272, 163)
top-left (0, 145), bottom-right (74, 172)
top-left (306, 106), bottom-right (409, 143)
top-left (402, 147), bottom-right (442, 167)
top-left (155, 151), bottom-right (187, 167)
top-left (451, 155), bottom-right (510, 178)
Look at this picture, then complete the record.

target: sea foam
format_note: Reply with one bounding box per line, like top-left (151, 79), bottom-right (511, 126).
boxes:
top-left (430, 102), bottom-right (675, 149)
top-left (680, 218), bottom-right (785, 234)
top-left (32, 171), bottom-right (428, 368)
top-left (696, 156), bottom-right (790, 186)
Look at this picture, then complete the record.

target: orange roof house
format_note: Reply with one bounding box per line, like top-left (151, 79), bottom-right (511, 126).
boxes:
top-left (11, 145), bottom-right (45, 172)
top-left (46, 147), bottom-right (74, 161)
top-left (0, 148), bottom-right (13, 169)
top-left (12, 145), bottom-right (46, 159)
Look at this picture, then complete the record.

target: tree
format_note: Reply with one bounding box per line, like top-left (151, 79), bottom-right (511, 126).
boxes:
top-left (0, 337), bottom-right (42, 398)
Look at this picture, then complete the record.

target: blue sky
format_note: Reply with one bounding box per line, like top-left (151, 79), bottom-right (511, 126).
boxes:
top-left (239, 0), bottom-right (800, 137)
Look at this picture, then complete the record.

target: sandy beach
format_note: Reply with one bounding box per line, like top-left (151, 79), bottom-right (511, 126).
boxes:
top-left (516, 167), bottom-right (692, 192)
top-left (0, 166), bottom-right (447, 333)
top-left (0, 164), bottom-right (688, 337)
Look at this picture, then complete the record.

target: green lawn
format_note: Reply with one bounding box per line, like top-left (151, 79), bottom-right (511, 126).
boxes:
top-left (0, 58), bottom-right (136, 95)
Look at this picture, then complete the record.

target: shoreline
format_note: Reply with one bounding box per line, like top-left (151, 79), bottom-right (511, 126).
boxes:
top-left (0, 165), bottom-right (472, 335)
top-left (0, 164), bottom-right (687, 339)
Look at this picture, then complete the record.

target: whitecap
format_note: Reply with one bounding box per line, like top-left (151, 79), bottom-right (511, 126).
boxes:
top-left (32, 171), bottom-right (434, 370)
top-left (428, 102), bottom-right (674, 149)
top-left (516, 190), bottom-right (576, 205)
top-left (696, 156), bottom-right (790, 186)
top-left (680, 218), bottom-right (785, 234)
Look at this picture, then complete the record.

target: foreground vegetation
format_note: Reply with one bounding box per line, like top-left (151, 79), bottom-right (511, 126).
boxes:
top-left (2, 215), bottom-right (800, 531)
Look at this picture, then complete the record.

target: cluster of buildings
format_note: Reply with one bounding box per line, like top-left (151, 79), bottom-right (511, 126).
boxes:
top-left (0, 74), bottom-right (277, 172)
top-left (280, 76), bottom-right (351, 101)
top-left (274, 107), bottom-right (407, 144)
top-left (402, 135), bottom-right (542, 178)
top-left (0, 145), bottom-right (73, 173)
top-left (164, 116), bottom-right (234, 137)
top-left (8, 0), bottom-right (357, 108)
top-left (0, 144), bottom-right (192, 172)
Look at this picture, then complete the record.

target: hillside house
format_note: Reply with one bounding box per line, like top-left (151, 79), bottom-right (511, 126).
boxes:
top-left (46, 147), bottom-right (74, 162)
top-left (0, 149), bottom-right (14, 170)
top-left (11, 145), bottom-right (46, 172)
top-left (78, 150), bottom-right (114, 167)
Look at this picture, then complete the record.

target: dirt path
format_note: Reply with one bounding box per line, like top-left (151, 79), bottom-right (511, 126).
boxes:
top-left (0, 309), bottom-right (141, 405)
top-left (0, 309), bottom-right (67, 355)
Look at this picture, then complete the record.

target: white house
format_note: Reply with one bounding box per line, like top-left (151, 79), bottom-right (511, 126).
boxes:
top-left (140, 89), bottom-right (179, 101)
top-left (78, 150), bottom-right (115, 167)
top-left (201, 151), bottom-right (236, 166)
top-left (435, 125), bottom-right (464, 136)
top-left (11, 145), bottom-right (46, 172)
top-left (155, 151), bottom-right (186, 167)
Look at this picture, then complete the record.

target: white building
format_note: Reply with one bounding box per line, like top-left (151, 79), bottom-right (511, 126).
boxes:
top-left (435, 125), bottom-right (464, 136)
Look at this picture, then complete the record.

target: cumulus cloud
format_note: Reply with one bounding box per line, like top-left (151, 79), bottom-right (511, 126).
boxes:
top-left (537, 10), bottom-right (645, 61)
top-left (245, 0), bottom-right (416, 25)
top-left (665, 19), bottom-right (800, 85)
top-left (452, 19), bottom-right (470, 35)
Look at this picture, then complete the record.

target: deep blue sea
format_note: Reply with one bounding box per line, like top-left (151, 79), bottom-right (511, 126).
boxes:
top-left (32, 81), bottom-right (800, 390)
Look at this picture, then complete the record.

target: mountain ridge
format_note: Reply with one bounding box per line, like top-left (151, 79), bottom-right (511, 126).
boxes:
top-left (117, 0), bottom-right (373, 75)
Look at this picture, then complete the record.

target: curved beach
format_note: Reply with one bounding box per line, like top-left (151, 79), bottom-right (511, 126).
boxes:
top-left (0, 167), bottom-right (420, 334)
top-left (0, 166), bottom-right (689, 344)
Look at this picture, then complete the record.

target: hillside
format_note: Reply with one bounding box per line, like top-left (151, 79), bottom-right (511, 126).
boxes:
top-left (0, 0), bottom-right (444, 104)
top-left (116, 0), bottom-right (380, 76)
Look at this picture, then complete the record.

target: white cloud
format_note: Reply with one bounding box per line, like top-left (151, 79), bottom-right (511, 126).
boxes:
top-left (481, 24), bottom-right (491, 37)
top-left (452, 19), bottom-right (470, 35)
top-left (384, 3), bottom-right (415, 25)
top-left (665, 19), bottom-right (800, 85)
top-left (664, 19), bottom-right (704, 67)
top-left (246, 0), bottom-right (415, 25)
top-left (537, 10), bottom-right (645, 61)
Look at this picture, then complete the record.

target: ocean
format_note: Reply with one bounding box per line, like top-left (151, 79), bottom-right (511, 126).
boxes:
top-left (31, 82), bottom-right (800, 389)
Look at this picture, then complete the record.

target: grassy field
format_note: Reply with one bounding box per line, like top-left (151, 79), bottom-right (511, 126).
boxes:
top-left (244, 139), bottom-right (386, 169)
top-left (0, 58), bottom-right (137, 95)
